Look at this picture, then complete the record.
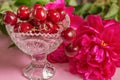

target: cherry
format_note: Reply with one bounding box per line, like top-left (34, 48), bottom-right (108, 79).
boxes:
top-left (17, 6), bottom-right (30, 20)
top-left (19, 22), bottom-right (33, 32)
top-left (3, 11), bottom-right (17, 25)
top-left (47, 10), bottom-right (60, 23)
top-left (32, 7), bottom-right (47, 21)
top-left (40, 21), bottom-right (53, 33)
top-left (40, 21), bottom-right (59, 34)
top-left (61, 28), bottom-right (76, 42)
top-left (57, 8), bottom-right (66, 21)
top-left (65, 43), bottom-right (79, 57)
top-left (29, 18), bottom-right (40, 27)
top-left (51, 24), bottom-right (59, 33)
top-left (14, 23), bottom-right (20, 32)
top-left (33, 4), bottom-right (42, 10)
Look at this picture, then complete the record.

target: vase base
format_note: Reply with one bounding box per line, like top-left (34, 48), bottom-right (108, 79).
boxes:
top-left (23, 62), bottom-right (55, 80)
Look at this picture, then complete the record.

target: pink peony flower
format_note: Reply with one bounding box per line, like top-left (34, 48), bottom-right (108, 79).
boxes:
top-left (69, 14), bottom-right (120, 80)
top-left (48, 14), bottom-right (119, 79)
top-left (69, 35), bottom-right (116, 80)
top-left (100, 23), bottom-right (120, 67)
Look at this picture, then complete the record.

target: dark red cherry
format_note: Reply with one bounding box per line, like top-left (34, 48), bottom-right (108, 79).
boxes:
top-left (61, 28), bottom-right (76, 42)
top-left (33, 7), bottom-right (47, 21)
top-left (17, 6), bottom-right (30, 20)
top-left (65, 43), bottom-right (79, 57)
top-left (19, 22), bottom-right (33, 32)
top-left (51, 24), bottom-right (59, 33)
top-left (47, 10), bottom-right (60, 23)
top-left (57, 8), bottom-right (66, 21)
top-left (14, 23), bottom-right (20, 32)
top-left (29, 18), bottom-right (40, 27)
top-left (3, 11), bottom-right (17, 25)
top-left (40, 21), bottom-right (53, 33)
top-left (33, 4), bottom-right (42, 10)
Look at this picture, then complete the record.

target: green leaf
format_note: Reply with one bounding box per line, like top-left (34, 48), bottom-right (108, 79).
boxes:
top-left (8, 42), bottom-right (16, 48)
top-left (111, 0), bottom-right (117, 3)
top-left (0, 23), bottom-right (8, 35)
top-left (89, 5), bottom-right (103, 14)
top-left (74, 3), bottom-right (91, 17)
top-left (69, 0), bottom-right (77, 6)
top-left (30, 0), bottom-right (50, 6)
top-left (104, 3), bottom-right (119, 19)
top-left (11, 5), bottom-right (18, 12)
top-left (15, 0), bottom-right (50, 7)
top-left (0, 2), bottom-right (12, 14)
top-left (115, 11), bottom-right (120, 21)
top-left (9, 1), bottom-right (18, 12)
top-left (15, 0), bottom-right (31, 7)
top-left (50, 0), bottom-right (54, 2)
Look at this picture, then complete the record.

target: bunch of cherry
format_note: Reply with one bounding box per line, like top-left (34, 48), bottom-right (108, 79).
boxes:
top-left (3, 4), bottom-right (77, 57)
top-left (3, 4), bottom-right (68, 34)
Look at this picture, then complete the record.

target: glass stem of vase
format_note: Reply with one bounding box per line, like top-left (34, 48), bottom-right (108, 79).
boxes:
top-left (31, 53), bottom-right (47, 67)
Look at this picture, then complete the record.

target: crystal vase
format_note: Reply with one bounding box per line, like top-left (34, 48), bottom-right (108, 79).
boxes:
top-left (6, 15), bottom-right (70, 80)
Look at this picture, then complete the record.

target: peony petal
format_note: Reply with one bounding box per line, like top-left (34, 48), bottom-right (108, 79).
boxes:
top-left (81, 34), bottom-right (91, 47)
top-left (103, 19), bottom-right (117, 28)
top-left (109, 51), bottom-right (120, 67)
top-left (87, 14), bottom-right (104, 33)
top-left (47, 43), bottom-right (69, 63)
top-left (70, 15), bottom-right (84, 30)
top-left (55, 0), bottom-right (65, 4)
top-left (87, 45), bottom-right (106, 67)
top-left (102, 62), bottom-right (116, 78)
top-left (45, 0), bottom-right (65, 10)
top-left (65, 7), bottom-right (74, 15)
top-left (101, 23), bottom-right (120, 53)
top-left (77, 22), bottom-right (96, 37)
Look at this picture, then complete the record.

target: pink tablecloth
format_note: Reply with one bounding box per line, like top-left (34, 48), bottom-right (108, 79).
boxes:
top-left (0, 34), bottom-right (119, 80)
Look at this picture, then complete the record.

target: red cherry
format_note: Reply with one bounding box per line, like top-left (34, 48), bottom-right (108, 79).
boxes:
top-left (57, 8), bottom-right (66, 21)
top-left (14, 23), bottom-right (20, 32)
top-left (29, 18), bottom-right (40, 27)
top-left (47, 10), bottom-right (60, 23)
top-left (61, 28), bottom-right (76, 42)
top-left (3, 11), bottom-right (17, 25)
top-left (40, 21), bottom-right (53, 33)
top-left (17, 6), bottom-right (30, 20)
top-left (33, 7), bottom-right (47, 21)
top-left (65, 43), bottom-right (79, 57)
top-left (51, 24), bottom-right (59, 33)
top-left (33, 4), bottom-right (42, 10)
top-left (19, 22), bottom-right (33, 32)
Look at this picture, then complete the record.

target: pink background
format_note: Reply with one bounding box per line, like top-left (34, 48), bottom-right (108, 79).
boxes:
top-left (0, 34), bottom-right (120, 80)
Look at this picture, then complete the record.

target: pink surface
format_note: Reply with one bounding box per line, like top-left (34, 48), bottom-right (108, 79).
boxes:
top-left (0, 34), bottom-right (120, 80)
